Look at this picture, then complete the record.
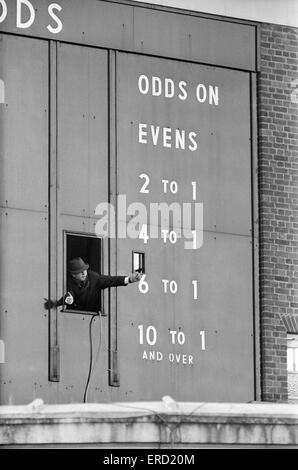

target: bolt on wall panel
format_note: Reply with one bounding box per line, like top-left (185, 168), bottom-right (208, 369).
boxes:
top-left (57, 44), bottom-right (108, 218)
top-left (0, 35), bottom-right (48, 212)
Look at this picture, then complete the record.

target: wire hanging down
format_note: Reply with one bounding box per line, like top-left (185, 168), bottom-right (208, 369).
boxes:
top-left (83, 314), bottom-right (102, 403)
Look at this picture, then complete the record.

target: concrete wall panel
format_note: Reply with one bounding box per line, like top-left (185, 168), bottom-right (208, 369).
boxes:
top-left (117, 231), bottom-right (254, 402)
top-left (0, 35), bottom-right (48, 211)
top-left (0, 209), bottom-right (48, 405)
top-left (0, 0), bottom-right (256, 70)
top-left (117, 52), bottom-right (252, 237)
top-left (57, 44), bottom-right (108, 218)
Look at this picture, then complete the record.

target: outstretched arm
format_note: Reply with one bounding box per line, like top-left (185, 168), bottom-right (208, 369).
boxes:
top-left (98, 272), bottom-right (142, 289)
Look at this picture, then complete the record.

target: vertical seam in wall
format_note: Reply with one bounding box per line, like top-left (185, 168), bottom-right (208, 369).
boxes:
top-left (250, 70), bottom-right (261, 401)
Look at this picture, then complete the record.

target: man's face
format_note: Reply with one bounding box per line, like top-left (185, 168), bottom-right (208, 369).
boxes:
top-left (72, 270), bottom-right (88, 282)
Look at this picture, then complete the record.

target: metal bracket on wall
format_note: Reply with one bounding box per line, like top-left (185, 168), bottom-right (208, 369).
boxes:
top-left (109, 349), bottom-right (120, 387)
top-left (108, 50), bottom-right (120, 387)
top-left (49, 346), bottom-right (60, 382)
top-left (48, 40), bottom-right (60, 382)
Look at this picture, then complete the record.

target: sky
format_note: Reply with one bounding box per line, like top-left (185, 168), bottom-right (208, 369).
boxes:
top-left (133, 0), bottom-right (298, 27)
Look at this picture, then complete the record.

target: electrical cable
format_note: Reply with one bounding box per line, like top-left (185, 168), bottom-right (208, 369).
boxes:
top-left (90, 312), bottom-right (102, 377)
top-left (83, 314), bottom-right (97, 403)
top-left (83, 313), bottom-right (103, 403)
top-left (82, 314), bottom-right (204, 443)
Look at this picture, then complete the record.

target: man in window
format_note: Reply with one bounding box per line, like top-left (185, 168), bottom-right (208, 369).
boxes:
top-left (63, 257), bottom-right (141, 313)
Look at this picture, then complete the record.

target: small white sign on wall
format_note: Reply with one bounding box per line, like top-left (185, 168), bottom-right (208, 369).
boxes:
top-left (0, 340), bottom-right (5, 364)
top-left (0, 79), bottom-right (5, 103)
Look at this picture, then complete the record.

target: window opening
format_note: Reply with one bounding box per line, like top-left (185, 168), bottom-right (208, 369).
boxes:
top-left (63, 232), bottom-right (102, 315)
top-left (132, 251), bottom-right (145, 274)
top-left (287, 333), bottom-right (298, 403)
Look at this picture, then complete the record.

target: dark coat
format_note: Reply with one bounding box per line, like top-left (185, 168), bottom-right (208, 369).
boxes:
top-left (67, 270), bottom-right (126, 312)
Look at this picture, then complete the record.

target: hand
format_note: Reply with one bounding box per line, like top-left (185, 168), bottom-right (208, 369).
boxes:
top-left (129, 271), bottom-right (142, 283)
top-left (44, 298), bottom-right (56, 309)
top-left (65, 293), bottom-right (74, 305)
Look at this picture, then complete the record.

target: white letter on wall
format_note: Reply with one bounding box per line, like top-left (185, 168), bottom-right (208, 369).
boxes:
top-left (17, 0), bottom-right (35, 29)
top-left (0, 0), bottom-right (7, 23)
top-left (47, 3), bottom-right (63, 34)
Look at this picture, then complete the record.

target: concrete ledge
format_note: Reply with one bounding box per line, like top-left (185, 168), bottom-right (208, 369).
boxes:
top-left (0, 400), bottom-right (298, 448)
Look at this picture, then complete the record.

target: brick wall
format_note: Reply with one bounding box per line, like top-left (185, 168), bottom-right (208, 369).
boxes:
top-left (259, 23), bottom-right (298, 401)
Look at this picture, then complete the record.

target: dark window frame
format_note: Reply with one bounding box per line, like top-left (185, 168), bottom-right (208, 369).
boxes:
top-left (288, 333), bottom-right (298, 373)
top-left (132, 250), bottom-right (145, 274)
top-left (61, 230), bottom-right (104, 316)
